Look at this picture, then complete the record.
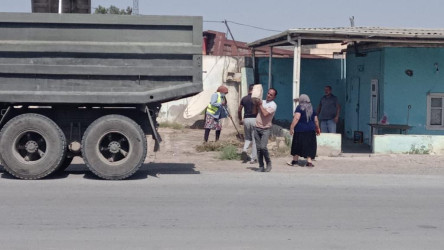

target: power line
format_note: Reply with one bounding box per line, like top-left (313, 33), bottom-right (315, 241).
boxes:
top-left (223, 20), bottom-right (240, 56)
top-left (204, 20), bottom-right (282, 33)
top-left (204, 20), bottom-right (225, 23)
top-left (227, 20), bottom-right (282, 33)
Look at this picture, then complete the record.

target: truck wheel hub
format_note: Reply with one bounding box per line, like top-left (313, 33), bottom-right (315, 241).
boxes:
top-left (25, 141), bottom-right (38, 153)
top-left (108, 141), bottom-right (121, 154)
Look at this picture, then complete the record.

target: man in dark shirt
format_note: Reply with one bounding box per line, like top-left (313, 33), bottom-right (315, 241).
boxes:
top-left (316, 85), bottom-right (340, 133)
top-left (238, 84), bottom-right (257, 163)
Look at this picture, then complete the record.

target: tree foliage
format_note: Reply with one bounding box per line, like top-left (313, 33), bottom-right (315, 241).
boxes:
top-left (94, 5), bottom-right (132, 15)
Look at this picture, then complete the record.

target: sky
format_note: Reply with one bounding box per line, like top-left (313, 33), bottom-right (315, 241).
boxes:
top-left (3, 0), bottom-right (444, 42)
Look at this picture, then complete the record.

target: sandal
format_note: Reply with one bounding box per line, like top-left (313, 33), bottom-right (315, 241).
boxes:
top-left (286, 160), bottom-right (298, 166)
top-left (306, 162), bottom-right (314, 167)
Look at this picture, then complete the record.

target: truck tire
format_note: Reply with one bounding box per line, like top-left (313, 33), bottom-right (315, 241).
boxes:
top-left (81, 115), bottom-right (147, 180)
top-left (0, 113), bottom-right (66, 179)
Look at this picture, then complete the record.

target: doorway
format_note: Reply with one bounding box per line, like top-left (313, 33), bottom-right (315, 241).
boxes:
top-left (345, 77), bottom-right (360, 138)
top-left (342, 77), bottom-right (371, 153)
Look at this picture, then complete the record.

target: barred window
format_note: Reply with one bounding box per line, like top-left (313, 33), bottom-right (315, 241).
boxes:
top-left (427, 94), bottom-right (444, 129)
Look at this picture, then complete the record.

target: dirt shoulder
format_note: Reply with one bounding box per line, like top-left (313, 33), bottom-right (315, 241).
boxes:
top-left (149, 128), bottom-right (444, 176)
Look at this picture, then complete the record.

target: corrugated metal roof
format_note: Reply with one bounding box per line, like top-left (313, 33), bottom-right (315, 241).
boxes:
top-left (248, 27), bottom-right (444, 48)
top-left (288, 27), bottom-right (444, 37)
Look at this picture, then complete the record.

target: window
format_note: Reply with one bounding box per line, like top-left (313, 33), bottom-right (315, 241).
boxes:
top-left (427, 93), bottom-right (444, 130)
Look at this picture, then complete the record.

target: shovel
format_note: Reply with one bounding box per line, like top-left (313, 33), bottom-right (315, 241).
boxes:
top-left (223, 106), bottom-right (245, 142)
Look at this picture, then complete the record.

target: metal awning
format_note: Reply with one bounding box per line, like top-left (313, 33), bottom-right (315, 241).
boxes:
top-left (247, 26), bottom-right (444, 112)
top-left (248, 27), bottom-right (444, 48)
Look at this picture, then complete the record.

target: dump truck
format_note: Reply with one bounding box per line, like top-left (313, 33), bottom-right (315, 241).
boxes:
top-left (0, 13), bottom-right (203, 180)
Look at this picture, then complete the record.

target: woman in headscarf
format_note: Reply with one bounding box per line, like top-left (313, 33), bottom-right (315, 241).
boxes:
top-left (204, 85), bottom-right (229, 142)
top-left (287, 94), bottom-right (321, 167)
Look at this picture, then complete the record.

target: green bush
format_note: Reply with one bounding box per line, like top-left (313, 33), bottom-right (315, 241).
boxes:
top-left (219, 145), bottom-right (241, 160)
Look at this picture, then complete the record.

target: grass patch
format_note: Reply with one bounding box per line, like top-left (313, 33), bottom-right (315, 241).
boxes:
top-left (195, 138), bottom-right (243, 152)
top-left (195, 141), bottom-right (225, 152)
top-left (407, 145), bottom-right (430, 154)
top-left (159, 122), bottom-right (184, 130)
top-left (219, 145), bottom-right (241, 160)
top-left (195, 139), bottom-right (242, 160)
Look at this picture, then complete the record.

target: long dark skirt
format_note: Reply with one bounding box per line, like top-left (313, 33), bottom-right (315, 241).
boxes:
top-left (291, 131), bottom-right (317, 159)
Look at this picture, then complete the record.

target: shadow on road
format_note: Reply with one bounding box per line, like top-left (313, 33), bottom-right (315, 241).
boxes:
top-left (0, 162), bottom-right (199, 180)
top-left (139, 163), bottom-right (199, 177)
top-left (0, 166), bottom-right (17, 180)
top-left (0, 165), bottom-right (72, 180)
top-left (78, 163), bottom-right (199, 180)
top-left (246, 166), bottom-right (262, 172)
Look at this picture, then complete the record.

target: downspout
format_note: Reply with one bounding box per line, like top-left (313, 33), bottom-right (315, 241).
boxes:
top-left (287, 34), bottom-right (301, 112)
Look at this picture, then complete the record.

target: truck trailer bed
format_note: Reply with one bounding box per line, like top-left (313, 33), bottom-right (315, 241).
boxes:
top-left (0, 13), bottom-right (202, 104)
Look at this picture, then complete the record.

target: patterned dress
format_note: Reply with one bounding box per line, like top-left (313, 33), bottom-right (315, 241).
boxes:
top-left (204, 113), bottom-right (222, 130)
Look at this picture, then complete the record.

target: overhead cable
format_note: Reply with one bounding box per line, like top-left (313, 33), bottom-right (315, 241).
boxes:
top-left (204, 20), bottom-right (282, 33)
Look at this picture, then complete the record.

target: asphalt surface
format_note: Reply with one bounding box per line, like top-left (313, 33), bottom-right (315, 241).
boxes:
top-left (0, 166), bottom-right (443, 250)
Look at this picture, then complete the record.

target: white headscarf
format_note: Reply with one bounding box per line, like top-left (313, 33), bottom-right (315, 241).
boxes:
top-left (298, 94), bottom-right (313, 122)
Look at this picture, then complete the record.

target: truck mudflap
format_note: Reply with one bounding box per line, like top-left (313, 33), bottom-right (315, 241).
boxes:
top-left (0, 106), bottom-right (11, 127)
top-left (145, 105), bottom-right (162, 152)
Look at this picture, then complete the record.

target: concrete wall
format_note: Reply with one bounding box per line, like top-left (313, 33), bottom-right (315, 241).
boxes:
top-left (279, 128), bottom-right (342, 156)
top-left (374, 134), bottom-right (444, 154)
top-left (317, 133), bottom-right (342, 156)
top-left (383, 47), bottom-right (444, 135)
top-left (344, 46), bottom-right (444, 154)
top-left (346, 47), bottom-right (444, 140)
top-left (158, 55), bottom-right (243, 127)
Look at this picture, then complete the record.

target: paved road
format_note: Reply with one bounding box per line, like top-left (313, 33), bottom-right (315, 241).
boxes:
top-left (0, 166), bottom-right (443, 250)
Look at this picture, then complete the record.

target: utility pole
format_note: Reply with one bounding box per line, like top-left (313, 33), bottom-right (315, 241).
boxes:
top-left (132, 0), bottom-right (139, 15)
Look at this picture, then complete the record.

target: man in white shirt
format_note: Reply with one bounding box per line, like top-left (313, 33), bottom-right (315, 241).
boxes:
top-left (254, 88), bottom-right (277, 172)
